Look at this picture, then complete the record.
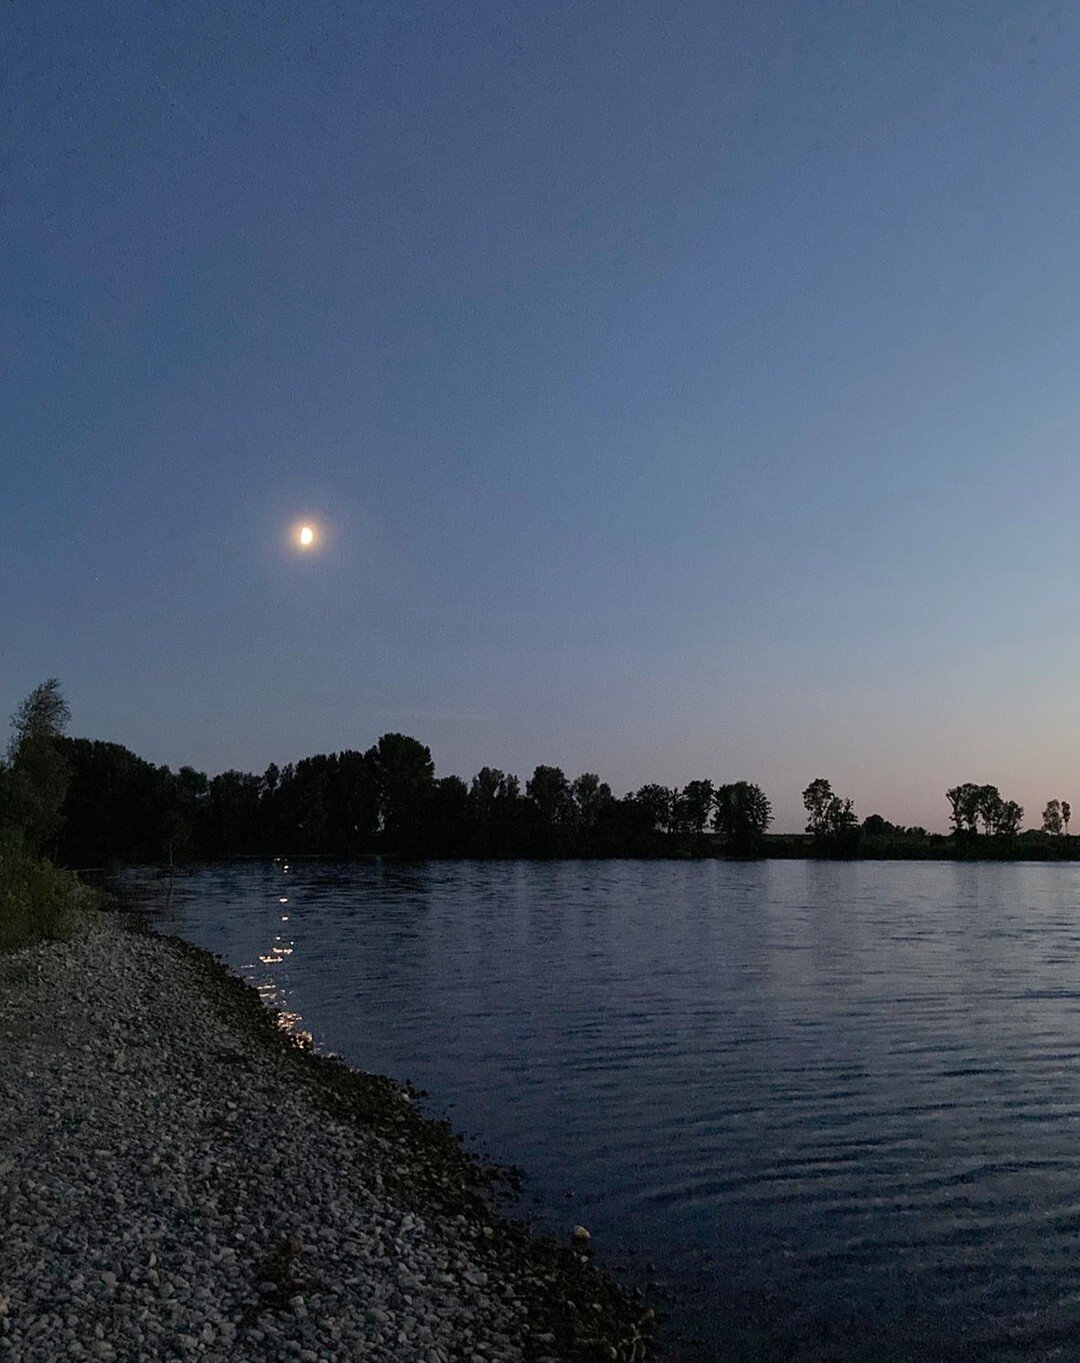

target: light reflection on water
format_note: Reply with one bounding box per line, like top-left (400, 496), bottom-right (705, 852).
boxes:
top-left (129, 858), bottom-right (1080, 1361)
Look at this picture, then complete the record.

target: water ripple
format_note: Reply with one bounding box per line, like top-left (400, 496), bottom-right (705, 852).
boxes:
top-left (144, 858), bottom-right (1080, 1361)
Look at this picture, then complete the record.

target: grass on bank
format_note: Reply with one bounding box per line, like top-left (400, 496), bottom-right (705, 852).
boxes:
top-left (0, 832), bottom-right (95, 953)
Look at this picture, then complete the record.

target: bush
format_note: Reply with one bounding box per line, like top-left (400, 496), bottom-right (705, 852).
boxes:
top-left (0, 830), bottom-right (95, 952)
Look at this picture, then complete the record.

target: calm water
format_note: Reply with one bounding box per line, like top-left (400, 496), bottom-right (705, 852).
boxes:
top-left (137, 859), bottom-right (1080, 1361)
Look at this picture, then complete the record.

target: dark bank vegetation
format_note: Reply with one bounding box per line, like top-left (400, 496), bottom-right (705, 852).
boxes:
top-left (0, 832), bottom-right (91, 952)
top-left (0, 680), bottom-right (97, 949)
top-left (3, 679), bottom-right (1080, 872)
top-left (55, 734), bottom-right (775, 865)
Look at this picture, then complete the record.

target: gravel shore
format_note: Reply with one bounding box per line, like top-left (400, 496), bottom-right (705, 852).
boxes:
top-left (0, 910), bottom-right (655, 1363)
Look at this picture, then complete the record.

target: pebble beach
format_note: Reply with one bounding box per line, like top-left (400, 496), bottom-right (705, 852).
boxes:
top-left (0, 910), bottom-right (655, 1363)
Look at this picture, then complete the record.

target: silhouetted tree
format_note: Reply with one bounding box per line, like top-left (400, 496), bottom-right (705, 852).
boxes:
top-left (605, 786), bottom-right (672, 855)
top-left (631, 784), bottom-right (674, 835)
top-left (946, 783), bottom-right (982, 835)
top-left (1, 679), bottom-right (71, 852)
top-left (976, 784), bottom-right (1004, 836)
top-left (334, 749), bottom-right (380, 853)
top-left (802, 777), bottom-right (858, 853)
top-left (202, 770), bottom-right (263, 855)
top-left (469, 767), bottom-right (506, 854)
top-left (266, 750), bottom-right (381, 855)
top-left (946, 782), bottom-right (1022, 839)
top-left (175, 765), bottom-right (209, 855)
top-left (427, 775), bottom-right (469, 855)
top-left (571, 772), bottom-right (614, 853)
top-left (1064, 801), bottom-right (1072, 836)
top-left (1043, 799), bottom-right (1063, 836)
top-left (677, 780), bottom-right (715, 854)
top-left (803, 778), bottom-right (833, 836)
top-left (525, 765), bottom-right (573, 854)
top-left (368, 733), bottom-right (435, 852)
top-left (65, 738), bottom-right (189, 863)
top-left (713, 781), bottom-right (772, 853)
top-left (995, 799), bottom-right (1023, 837)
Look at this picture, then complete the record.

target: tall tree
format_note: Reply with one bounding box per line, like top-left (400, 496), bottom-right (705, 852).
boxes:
top-left (946, 783), bottom-right (982, 835)
top-left (571, 772), bottom-right (614, 852)
top-left (678, 780), bottom-right (715, 854)
top-left (1043, 799), bottom-right (1063, 836)
top-left (202, 770), bottom-right (263, 855)
top-left (631, 784), bottom-right (674, 836)
top-left (59, 738), bottom-right (179, 864)
top-left (995, 800), bottom-right (1024, 837)
top-left (333, 749), bottom-right (380, 853)
top-left (2, 679), bottom-right (72, 851)
top-left (1064, 801), bottom-right (1072, 836)
top-left (802, 777), bottom-right (857, 851)
top-left (367, 734), bottom-right (435, 851)
top-left (427, 775), bottom-right (469, 855)
top-left (802, 778), bottom-right (834, 837)
top-left (713, 781), bottom-right (772, 853)
top-left (525, 765), bottom-right (573, 853)
top-left (976, 785), bottom-right (1004, 836)
top-left (469, 766), bottom-right (506, 854)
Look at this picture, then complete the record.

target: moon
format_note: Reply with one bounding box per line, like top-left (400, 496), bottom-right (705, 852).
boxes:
top-left (298, 525), bottom-right (315, 548)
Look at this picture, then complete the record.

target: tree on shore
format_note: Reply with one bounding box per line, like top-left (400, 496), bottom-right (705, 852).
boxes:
top-left (677, 779), bottom-right (714, 854)
top-left (976, 784), bottom-right (1005, 836)
top-left (630, 784), bottom-right (674, 837)
top-left (1043, 800), bottom-right (1063, 836)
top-left (368, 733), bottom-right (435, 851)
top-left (802, 778), bottom-right (857, 851)
top-left (946, 783), bottom-right (981, 835)
top-left (0, 679), bottom-right (71, 851)
top-left (995, 799), bottom-right (1023, 836)
top-left (1042, 798), bottom-right (1071, 837)
top-left (469, 766), bottom-right (507, 854)
top-left (571, 773), bottom-right (614, 853)
top-left (947, 782), bottom-right (1023, 837)
top-left (803, 778), bottom-right (833, 836)
top-left (525, 765), bottom-right (573, 853)
top-left (713, 781), bottom-right (772, 853)
top-left (427, 774), bottom-right (470, 854)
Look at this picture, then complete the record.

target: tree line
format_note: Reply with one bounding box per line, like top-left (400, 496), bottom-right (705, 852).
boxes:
top-left (53, 734), bottom-right (776, 864)
top-left (0, 682), bottom-right (777, 863)
top-left (2, 681), bottom-right (1077, 867)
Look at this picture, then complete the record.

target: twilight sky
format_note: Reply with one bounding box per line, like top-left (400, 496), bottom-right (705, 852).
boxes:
top-left (5, 1), bottom-right (1080, 832)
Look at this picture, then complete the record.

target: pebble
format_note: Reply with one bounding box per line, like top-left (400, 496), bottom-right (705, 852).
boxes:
top-left (0, 913), bottom-right (652, 1363)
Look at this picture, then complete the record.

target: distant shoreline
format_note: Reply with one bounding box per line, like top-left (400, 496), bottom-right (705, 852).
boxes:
top-left (89, 836), bottom-right (1080, 883)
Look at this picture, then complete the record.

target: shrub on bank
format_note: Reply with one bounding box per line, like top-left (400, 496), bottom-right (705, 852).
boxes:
top-left (0, 830), bottom-right (94, 952)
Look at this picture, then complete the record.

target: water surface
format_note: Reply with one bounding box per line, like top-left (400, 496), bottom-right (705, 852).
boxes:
top-left (141, 859), bottom-right (1080, 1360)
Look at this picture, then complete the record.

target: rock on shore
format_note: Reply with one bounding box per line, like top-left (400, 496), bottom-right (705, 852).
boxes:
top-left (0, 911), bottom-right (654, 1363)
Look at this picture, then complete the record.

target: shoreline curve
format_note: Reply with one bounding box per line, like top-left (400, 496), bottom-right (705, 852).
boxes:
top-left (0, 908), bottom-right (656, 1362)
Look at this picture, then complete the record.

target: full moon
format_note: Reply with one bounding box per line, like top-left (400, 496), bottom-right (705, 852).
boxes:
top-left (299, 525), bottom-right (314, 547)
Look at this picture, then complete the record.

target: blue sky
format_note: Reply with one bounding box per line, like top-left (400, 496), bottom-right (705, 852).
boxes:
top-left (4, 0), bottom-right (1080, 830)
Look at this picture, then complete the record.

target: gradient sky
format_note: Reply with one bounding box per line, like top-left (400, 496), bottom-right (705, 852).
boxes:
top-left (5, 1), bottom-right (1080, 832)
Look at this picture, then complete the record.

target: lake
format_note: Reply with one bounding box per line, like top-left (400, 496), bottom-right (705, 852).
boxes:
top-left (139, 858), bottom-right (1080, 1360)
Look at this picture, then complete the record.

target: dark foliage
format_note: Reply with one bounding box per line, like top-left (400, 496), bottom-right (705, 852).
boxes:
top-left (7, 681), bottom-right (1078, 869)
top-left (49, 728), bottom-right (780, 865)
top-left (802, 777), bottom-right (860, 856)
top-left (42, 735), bottom-right (1080, 867)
